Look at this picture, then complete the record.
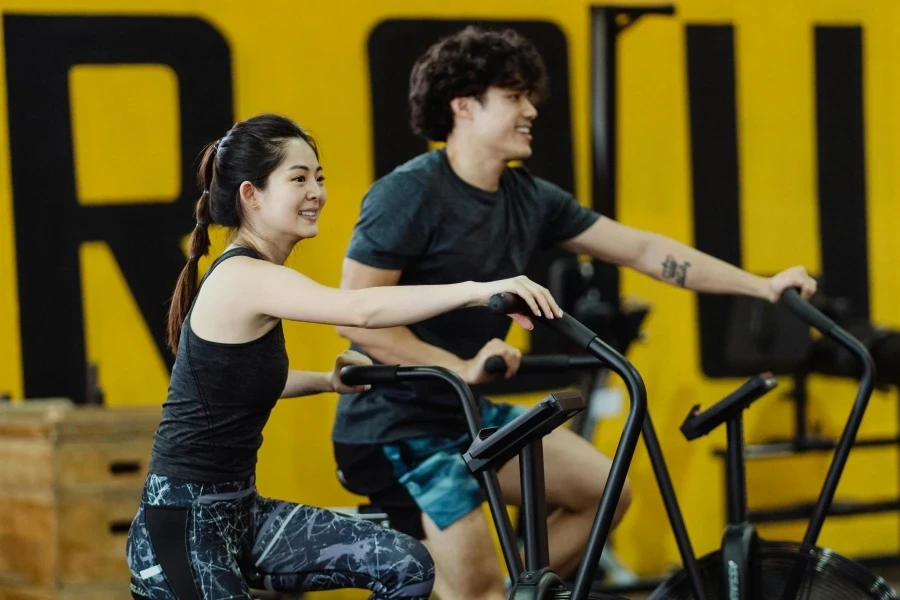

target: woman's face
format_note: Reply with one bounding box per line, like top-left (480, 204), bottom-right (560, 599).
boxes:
top-left (252, 138), bottom-right (327, 241)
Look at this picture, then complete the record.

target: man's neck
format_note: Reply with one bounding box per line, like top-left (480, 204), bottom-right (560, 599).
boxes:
top-left (444, 135), bottom-right (507, 192)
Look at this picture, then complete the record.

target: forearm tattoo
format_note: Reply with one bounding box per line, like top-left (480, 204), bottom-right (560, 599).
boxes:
top-left (661, 254), bottom-right (691, 287)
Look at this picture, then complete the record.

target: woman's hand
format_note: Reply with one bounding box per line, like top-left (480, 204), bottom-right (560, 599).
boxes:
top-left (471, 275), bottom-right (563, 330)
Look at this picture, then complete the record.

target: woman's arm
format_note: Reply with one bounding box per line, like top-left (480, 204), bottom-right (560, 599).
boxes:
top-left (280, 351), bottom-right (373, 398)
top-left (232, 258), bottom-right (561, 328)
top-left (280, 370), bottom-right (333, 398)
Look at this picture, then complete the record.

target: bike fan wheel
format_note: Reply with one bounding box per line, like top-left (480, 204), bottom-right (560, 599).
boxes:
top-left (647, 541), bottom-right (898, 600)
top-left (544, 593), bottom-right (628, 599)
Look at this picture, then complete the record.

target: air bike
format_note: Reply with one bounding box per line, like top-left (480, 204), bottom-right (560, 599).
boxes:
top-left (340, 289), bottom-right (898, 600)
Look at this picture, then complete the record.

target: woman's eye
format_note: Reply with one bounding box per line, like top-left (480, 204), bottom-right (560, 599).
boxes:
top-left (293, 176), bottom-right (306, 183)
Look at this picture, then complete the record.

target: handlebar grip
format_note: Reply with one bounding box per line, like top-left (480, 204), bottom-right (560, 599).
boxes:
top-left (488, 292), bottom-right (531, 315)
top-left (485, 354), bottom-right (606, 377)
top-left (339, 365), bottom-right (400, 386)
top-left (485, 356), bottom-right (508, 375)
top-left (781, 288), bottom-right (836, 335)
top-left (488, 293), bottom-right (597, 349)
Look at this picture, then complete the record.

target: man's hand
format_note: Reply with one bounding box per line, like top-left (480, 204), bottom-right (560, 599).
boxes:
top-left (768, 266), bottom-right (817, 302)
top-left (461, 338), bottom-right (522, 385)
top-left (329, 350), bottom-right (373, 394)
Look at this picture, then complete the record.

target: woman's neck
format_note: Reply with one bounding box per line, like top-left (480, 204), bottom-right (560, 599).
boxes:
top-left (230, 230), bottom-right (295, 265)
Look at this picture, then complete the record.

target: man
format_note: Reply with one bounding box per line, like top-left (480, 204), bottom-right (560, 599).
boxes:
top-left (332, 26), bottom-right (816, 600)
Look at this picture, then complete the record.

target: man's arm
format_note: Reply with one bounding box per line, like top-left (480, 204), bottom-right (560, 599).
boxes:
top-left (335, 259), bottom-right (525, 383)
top-left (560, 218), bottom-right (817, 301)
top-left (335, 259), bottom-right (469, 371)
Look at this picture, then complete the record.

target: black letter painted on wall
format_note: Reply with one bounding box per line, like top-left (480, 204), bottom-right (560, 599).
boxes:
top-left (686, 24), bottom-right (868, 377)
top-left (4, 15), bottom-right (233, 402)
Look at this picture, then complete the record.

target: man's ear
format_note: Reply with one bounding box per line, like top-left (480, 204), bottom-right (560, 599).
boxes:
top-left (450, 96), bottom-right (474, 121)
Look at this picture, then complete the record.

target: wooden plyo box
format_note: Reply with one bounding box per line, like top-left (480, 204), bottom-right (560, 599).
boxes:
top-left (0, 400), bottom-right (160, 599)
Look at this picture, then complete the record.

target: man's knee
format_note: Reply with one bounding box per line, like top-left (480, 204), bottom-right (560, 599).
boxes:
top-left (574, 463), bottom-right (632, 521)
top-left (618, 475), bottom-right (633, 515)
top-left (434, 567), bottom-right (505, 600)
top-left (422, 510), bottom-right (505, 600)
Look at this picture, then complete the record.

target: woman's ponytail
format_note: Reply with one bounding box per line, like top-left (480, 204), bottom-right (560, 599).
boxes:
top-left (165, 142), bottom-right (217, 354)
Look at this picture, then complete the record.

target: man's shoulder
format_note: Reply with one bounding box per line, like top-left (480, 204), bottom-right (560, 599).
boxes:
top-left (394, 149), bottom-right (444, 176)
top-left (504, 164), bottom-right (571, 201)
top-left (371, 150), bottom-right (443, 194)
top-left (505, 163), bottom-right (537, 188)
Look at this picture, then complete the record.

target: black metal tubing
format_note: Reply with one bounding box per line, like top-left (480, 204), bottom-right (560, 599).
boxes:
top-left (726, 413), bottom-right (747, 525)
top-left (749, 499), bottom-right (900, 523)
top-left (339, 364), bottom-right (524, 581)
top-left (483, 343), bottom-right (706, 598)
top-left (778, 289), bottom-right (877, 600)
top-left (400, 367), bottom-right (483, 438)
top-left (803, 328), bottom-right (875, 545)
top-left (640, 415), bottom-right (707, 600)
top-left (570, 337), bottom-right (646, 600)
top-left (487, 293), bottom-right (647, 600)
top-left (718, 435), bottom-right (900, 459)
top-left (590, 3), bottom-right (675, 304)
top-left (590, 3), bottom-right (677, 207)
top-left (484, 354), bottom-right (605, 375)
top-left (792, 373), bottom-right (810, 448)
top-left (496, 352), bottom-right (706, 598)
top-left (400, 367), bottom-right (523, 582)
top-left (780, 289), bottom-right (877, 546)
top-left (521, 440), bottom-right (550, 570)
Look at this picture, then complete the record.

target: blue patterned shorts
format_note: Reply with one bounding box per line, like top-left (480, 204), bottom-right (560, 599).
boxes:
top-left (382, 401), bottom-right (527, 530)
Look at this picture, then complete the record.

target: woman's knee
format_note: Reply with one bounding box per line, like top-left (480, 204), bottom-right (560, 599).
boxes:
top-left (377, 532), bottom-right (435, 599)
top-left (405, 535), bottom-right (436, 577)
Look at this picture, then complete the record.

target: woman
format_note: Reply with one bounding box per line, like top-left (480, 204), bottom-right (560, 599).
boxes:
top-left (126, 113), bottom-right (561, 600)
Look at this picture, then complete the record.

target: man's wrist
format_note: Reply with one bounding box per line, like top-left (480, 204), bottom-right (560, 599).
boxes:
top-left (447, 356), bottom-right (470, 379)
top-left (323, 370), bottom-right (337, 393)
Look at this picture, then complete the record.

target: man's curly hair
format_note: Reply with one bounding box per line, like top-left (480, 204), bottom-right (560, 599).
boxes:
top-left (408, 26), bottom-right (549, 142)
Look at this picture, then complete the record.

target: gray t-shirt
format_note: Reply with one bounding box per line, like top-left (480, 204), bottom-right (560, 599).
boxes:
top-left (332, 149), bottom-right (600, 443)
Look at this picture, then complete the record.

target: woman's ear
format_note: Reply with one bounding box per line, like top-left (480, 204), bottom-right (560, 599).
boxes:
top-left (238, 181), bottom-right (259, 210)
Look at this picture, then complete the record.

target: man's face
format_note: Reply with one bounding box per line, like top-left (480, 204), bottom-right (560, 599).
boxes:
top-left (467, 86), bottom-right (538, 161)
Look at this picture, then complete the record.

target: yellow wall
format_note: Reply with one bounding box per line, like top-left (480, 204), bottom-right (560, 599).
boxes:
top-left (1, 1), bottom-right (898, 596)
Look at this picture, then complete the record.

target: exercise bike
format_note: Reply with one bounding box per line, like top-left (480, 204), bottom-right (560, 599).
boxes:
top-left (646, 289), bottom-right (898, 600)
top-left (341, 292), bottom-right (649, 599)
top-left (480, 289), bottom-right (899, 600)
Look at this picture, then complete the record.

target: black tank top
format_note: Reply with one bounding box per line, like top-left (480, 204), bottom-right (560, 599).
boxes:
top-left (149, 247), bottom-right (289, 482)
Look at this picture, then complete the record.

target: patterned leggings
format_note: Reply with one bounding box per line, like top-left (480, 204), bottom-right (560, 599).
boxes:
top-left (126, 474), bottom-right (434, 600)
